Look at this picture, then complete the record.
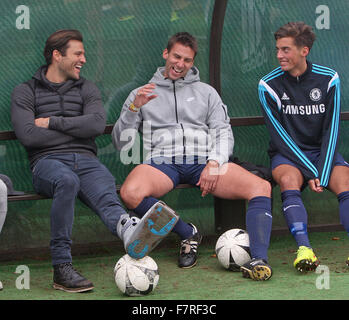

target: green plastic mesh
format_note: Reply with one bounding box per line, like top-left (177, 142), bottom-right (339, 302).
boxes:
top-left (0, 0), bottom-right (347, 251)
top-left (0, 0), bottom-right (215, 250)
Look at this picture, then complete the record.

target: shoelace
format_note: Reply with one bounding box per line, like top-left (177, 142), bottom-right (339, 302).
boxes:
top-left (180, 239), bottom-right (199, 254)
top-left (120, 216), bottom-right (139, 238)
top-left (60, 262), bottom-right (74, 270)
top-left (296, 246), bottom-right (315, 260)
top-left (58, 263), bottom-right (81, 279)
top-left (62, 263), bottom-right (83, 272)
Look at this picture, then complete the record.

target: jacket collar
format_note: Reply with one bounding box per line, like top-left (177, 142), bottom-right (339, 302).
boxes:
top-left (150, 66), bottom-right (200, 88)
top-left (284, 60), bottom-right (312, 82)
top-left (33, 65), bottom-right (85, 94)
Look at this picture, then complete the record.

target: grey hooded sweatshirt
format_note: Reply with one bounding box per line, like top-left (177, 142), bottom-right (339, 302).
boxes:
top-left (112, 66), bottom-right (234, 166)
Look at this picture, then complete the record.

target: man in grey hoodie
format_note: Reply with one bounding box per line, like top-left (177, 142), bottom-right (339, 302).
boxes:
top-left (11, 29), bottom-right (178, 293)
top-left (112, 32), bottom-right (274, 280)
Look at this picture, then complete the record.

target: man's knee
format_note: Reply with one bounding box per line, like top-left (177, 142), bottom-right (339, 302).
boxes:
top-left (120, 183), bottom-right (146, 208)
top-left (276, 173), bottom-right (302, 190)
top-left (253, 178), bottom-right (272, 198)
top-left (329, 166), bottom-right (349, 195)
top-left (56, 173), bottom-right (80, 193)
top-left (272, 165), bottom-right (303, 190)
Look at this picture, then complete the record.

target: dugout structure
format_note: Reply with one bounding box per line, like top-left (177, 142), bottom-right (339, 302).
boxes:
top-left (0, 0), bottom-right (348, 254)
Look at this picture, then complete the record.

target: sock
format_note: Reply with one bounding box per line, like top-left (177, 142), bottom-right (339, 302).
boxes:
top-left (133, 196), bottom-right (193, 240)
top-left (281, 190), bottom-right (311, 248)
top-left (338, 191), bottom-right (349, 235)
top-left (245, 196), bottom-right (272, 262)
top-left (132, 196), bottom-right (158, 217)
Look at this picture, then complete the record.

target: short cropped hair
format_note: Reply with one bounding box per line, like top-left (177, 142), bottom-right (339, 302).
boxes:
top-left (43, 29), bottom-right (83, 65)
top-left (167, 32), bottom-right (198, 57)
top-left (274, 22), bottom-right (316, 50)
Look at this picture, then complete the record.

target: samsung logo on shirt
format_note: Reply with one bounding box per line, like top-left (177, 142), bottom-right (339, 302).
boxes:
top-left (282, 104), bottom-right (325, 115)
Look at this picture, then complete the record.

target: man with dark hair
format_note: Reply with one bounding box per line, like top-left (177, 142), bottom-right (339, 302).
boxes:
top-left (166, 32), bottom-right (198, 57)
top-left (11, 29), bottom-right (177, 293)
top-left (259, 21), bottom-right (349, 272)
top-left (113, 32), bottom-right (274, 281)
top-left (274, 21), bottom-right (316, 50)
top-left (43, 29), bottom-right (83, 65)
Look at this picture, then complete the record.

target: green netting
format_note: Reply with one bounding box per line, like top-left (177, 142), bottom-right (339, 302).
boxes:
top-left (0, 0), bottom-right (215, 251)
top-left (0, 0), bottom-right (347, 252)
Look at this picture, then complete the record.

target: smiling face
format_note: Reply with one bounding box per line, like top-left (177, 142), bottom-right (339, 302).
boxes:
top-left (55, 40), bottom-right (86, 81)
top-left (162, 42), bottom-right (195, 80)
top-left (276, 37), bottom-right (309, 77)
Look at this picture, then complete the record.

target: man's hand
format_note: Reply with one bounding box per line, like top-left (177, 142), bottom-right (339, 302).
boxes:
top-left (196, 160), bottom-right (220, 197)
top-left (133, 83), bottom-right (157, 108)
top-left (35, 117), bottom-right (50, 129)
top-left (308, 178), bottom-right (323, 193)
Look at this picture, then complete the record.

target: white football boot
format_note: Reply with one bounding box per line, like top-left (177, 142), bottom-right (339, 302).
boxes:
top-left (117, 201), bottom-right (179, 259)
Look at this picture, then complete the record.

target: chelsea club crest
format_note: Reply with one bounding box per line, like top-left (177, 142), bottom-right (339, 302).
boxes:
top-left (310, 88), bottom-right (322, 101)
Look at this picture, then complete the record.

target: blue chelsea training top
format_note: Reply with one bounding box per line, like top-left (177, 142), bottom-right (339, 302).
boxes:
top-left (258, 60), bottom-right (340, 187)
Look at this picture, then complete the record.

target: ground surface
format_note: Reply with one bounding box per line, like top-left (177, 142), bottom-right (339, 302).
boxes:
top-left (0, 231), bottom-right (348, 302)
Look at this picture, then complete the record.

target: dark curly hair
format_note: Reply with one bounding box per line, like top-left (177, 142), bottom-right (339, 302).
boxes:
top-left (274, 22), bottom-right (316, 50)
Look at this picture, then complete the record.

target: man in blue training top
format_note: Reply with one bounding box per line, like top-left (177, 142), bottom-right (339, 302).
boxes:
top-left (259, 21), bottom-right (349, 271)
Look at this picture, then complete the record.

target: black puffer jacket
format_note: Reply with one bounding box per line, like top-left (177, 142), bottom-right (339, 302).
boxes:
top-left (11, 65), bottom-right (106, 169)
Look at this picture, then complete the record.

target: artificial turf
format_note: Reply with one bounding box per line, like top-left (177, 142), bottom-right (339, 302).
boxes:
top-left (0, 231), bottom-right (348, 301)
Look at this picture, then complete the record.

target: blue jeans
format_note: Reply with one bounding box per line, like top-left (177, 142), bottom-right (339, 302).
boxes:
top-left (32, 153), bottom-right (126, 266)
